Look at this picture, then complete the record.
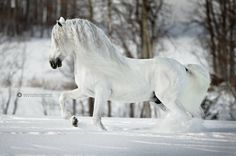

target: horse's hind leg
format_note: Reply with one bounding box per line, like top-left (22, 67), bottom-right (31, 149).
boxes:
top-left (59, 89), bottom-right (86, 120)
top-left (163, 93), bottom-right (190, 119)
top-left (167, 99), bottom-right (189, 119)
top-left (153, 92), bottom-right (168, 112)
top-left (155, 88), bottom-right (189, 119)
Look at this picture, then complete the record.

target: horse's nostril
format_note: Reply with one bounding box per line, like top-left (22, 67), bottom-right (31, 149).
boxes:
top-left (49, 60), bottom-right (57, 69)
top-left (49, 58), bottom-right (62, 69)
top-left (56, 58), bottom-right (62, 67)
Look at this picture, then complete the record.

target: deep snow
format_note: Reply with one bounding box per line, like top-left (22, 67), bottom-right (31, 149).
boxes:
top-left (1, 116), bottom-right (236, 156)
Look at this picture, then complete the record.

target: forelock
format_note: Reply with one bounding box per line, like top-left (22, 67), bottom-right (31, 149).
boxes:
top-left (52, 24), bottom-right (64, 39)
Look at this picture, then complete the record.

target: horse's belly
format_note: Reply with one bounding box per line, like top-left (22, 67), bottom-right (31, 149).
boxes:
top-left (109, 80), bottom-right (153, 103)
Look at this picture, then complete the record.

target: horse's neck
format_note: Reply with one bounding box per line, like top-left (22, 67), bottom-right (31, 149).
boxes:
top-left (72, 51), bottom-right (82, 75)
top-left (72, 49), bottom-right (96, 74)
top-left (72, 47), bottom-right (129, 77)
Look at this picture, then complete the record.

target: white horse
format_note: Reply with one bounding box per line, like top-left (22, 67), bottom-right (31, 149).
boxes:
top-left (49, 17), bottom-right (210, 130)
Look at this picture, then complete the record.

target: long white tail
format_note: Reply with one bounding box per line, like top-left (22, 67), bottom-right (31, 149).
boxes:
top-left (183, 64), bottom-right (210, 117)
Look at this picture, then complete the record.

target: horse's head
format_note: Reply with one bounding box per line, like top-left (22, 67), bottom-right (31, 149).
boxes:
top-left (49, 17), bottom-right (71, 69)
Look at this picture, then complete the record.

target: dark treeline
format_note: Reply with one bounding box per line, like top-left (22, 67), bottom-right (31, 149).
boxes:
top-left (194, 0), bottom-right (236, 120)
top-left (0, 0), bottom-right (92, 37)
top-left (195, 0), bottom-right (236, 85)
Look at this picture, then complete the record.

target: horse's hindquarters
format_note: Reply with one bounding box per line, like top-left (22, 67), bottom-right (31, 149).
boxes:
top-left (151, 59), bottom-right (210, 118)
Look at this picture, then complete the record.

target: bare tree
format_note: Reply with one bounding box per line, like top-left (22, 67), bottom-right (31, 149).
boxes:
top-left (194, 0), bottom-right (236, 84)
top-left (87, 0), bottom-right (95, 117)
top-left (192, 0), bottom-right (236, 118)
top-left (106, 0), bottom-right (113, 117)
top-left (12, 43), bottom-right (26, 115)
top-left (0, 39), bottom-right (26, 114)
top-left (41, 97), bottom-right (48, 116)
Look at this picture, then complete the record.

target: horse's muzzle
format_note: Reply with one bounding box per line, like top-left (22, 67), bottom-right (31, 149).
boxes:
top-left (49, 58), bottom-right (62, 69)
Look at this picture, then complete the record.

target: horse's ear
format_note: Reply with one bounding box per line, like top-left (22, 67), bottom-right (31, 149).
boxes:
top-left (57, 17), bottom-right (66, 27)
top-left (59, 17), bottom-right (65, 24)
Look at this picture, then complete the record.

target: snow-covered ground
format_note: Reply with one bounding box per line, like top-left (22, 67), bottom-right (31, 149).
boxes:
top-left (1, 116), bottom-right (236, 156)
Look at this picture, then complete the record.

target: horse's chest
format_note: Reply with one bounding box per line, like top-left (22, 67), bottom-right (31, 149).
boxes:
top-left (74, 69), bottom-right (105, 89)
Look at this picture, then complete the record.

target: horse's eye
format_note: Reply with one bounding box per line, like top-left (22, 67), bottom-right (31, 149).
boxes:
top-left (57, 22), bottom-right (62, 27)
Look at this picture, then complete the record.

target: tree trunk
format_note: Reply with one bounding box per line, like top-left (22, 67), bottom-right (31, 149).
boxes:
top-left (12, 44), bottom-right (26, 115)
top-left (140, 101), bottom-right (151, 118)
top-left (106, 0), bottom-right (112, 117)
top-left (140, 0), bottom-right (152, 59)
top-left (107, 0), bottom-right (112, 36)
top-left (129, 103), bottom-right (135, 117)
top-left (88, 0), bottom-right (93, 21)
top-left (107, 101), bottom-right (112, 117)
top-left (41, 97), bottom-right (48, 116)
top-left (3, 86), bottom-right (12, 115)
top-left (60, 0), bottom-right (67, 17)
top-left (12, 95), bottom-right (18, 115)
top-left (72, 99), bottom-right (76, 115)
top-left (87, 0), bottom-right (94, 117)
top-left (88, 97), bottom-right (94, 116)
top-left (140, 0), bottom-right (152, 117)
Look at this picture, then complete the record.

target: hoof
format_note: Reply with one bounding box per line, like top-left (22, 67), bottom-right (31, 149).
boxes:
top-left (71, 116), bottom-right (79, 127)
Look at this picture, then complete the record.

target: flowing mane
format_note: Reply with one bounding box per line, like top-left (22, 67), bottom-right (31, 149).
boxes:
top-left (52, 18), bottom-right (127, 67)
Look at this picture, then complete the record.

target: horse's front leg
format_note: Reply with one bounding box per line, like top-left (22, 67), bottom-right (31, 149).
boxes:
top-left (93, 86), bottom-right (111, 130)
top-left (59, 89), bottom-right (86, 119)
